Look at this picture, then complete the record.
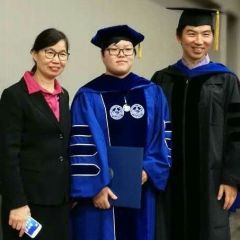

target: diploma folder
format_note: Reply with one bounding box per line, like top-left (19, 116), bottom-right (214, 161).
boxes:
top-left (107, 146), bottom-right (143, 209)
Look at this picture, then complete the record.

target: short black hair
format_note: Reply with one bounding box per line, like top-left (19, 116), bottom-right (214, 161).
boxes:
top-left (31, 28), bottom-right (69, 52)
top-left (176, 25), bottom-right (214, 37)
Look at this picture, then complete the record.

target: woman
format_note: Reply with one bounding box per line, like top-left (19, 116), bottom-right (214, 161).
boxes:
top-left (0, 28), bottom-right (71, 240)
top-left (70, 25), bottom-right (172, 240)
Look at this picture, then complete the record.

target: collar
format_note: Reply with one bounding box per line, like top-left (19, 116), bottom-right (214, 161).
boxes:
top-left (181, 54), bottom-right (210, 70)
top-left (23, 71), bottom-right (63, 95)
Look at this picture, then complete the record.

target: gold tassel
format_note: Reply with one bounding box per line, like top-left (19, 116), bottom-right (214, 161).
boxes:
top-left (213, 10), bottom-right (220, 51)
top-left (137, 43), bottom-right (142, 59)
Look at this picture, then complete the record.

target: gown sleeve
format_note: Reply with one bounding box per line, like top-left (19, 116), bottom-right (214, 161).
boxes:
top-left (143, 85), bottom-right (172, 191)
top-left (223, 74), bottom-right (240, 211)
top-left (222, 74), bottom-right (240, 187)
top-left (70, 91), bottom-right (110, 198)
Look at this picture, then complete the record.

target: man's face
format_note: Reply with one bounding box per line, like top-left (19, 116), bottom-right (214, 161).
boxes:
top-left (102, 40), bottom-right (135, 78)
top-left (177, 25), bottom-right (214, 62)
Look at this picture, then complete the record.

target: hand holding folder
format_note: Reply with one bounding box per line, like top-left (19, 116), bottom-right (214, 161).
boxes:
top-left (107, 146), bottom-right (144, 209)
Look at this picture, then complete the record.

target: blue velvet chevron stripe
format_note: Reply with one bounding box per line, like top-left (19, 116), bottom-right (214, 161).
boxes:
top-left (71, 125), bottom-right (92, 136)
top-left (165, 139), bottom-right (172, 150)
top-left (70, 125), bottom-right (97, 156)
top-left (71, 164), bottom-right (100, 176)
top-left (165, 121), bottom-right (172, 131)
top-left (164, 120), bottom-right (172, 151)
top-left (69, 144), bottom-right (97, 156)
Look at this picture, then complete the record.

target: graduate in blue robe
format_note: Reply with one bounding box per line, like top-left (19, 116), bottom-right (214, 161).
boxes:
top-left (70, 25), bottom-right (171, 240)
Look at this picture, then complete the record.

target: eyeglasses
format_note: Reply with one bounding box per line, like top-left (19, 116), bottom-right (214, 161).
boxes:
top-left (44, 49), bottom-right (70, 61)
top-left (106, 47), bottom-right (134, 56)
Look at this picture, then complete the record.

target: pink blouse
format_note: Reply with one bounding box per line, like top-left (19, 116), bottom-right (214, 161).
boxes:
top-left (23, 71), bottom-right (63, 121)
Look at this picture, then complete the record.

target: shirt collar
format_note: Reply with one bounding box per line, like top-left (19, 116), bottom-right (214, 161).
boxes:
top-left (181, 54), bottom-right (210, 70)
top-left (23, 71), bottom-right (63, 95)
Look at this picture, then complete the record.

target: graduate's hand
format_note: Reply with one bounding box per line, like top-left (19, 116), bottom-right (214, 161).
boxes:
top-left (93, 186), bottom-right (117, 209)
top-left (217, 184), bottom-right (237, 210)
top-left (142, 170), bottom-right (148, 185)
top-left (9, 205), bottom-right (31, 237)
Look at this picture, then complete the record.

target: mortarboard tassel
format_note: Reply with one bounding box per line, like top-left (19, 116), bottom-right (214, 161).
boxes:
top-left (213, 10), bottom-right (220, 51)
top-left (137, 43), bottom-right (142, 59)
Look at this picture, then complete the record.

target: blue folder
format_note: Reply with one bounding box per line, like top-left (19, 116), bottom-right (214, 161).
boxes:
top-left (107, 146), bottom-right (143, 209)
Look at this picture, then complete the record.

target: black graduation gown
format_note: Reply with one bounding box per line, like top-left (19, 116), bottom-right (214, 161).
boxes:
top-left (151, 62), bottom-right (240, 240)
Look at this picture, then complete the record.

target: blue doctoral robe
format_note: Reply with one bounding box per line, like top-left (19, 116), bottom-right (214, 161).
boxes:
top-left (70, 72), bottom-right (172, 240)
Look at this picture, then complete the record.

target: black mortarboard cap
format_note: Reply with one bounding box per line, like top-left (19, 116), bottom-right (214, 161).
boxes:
top-left (91, 25), bottom-right (144, 48)
top-left (169, 8), bottom-right (217, 29)
top-left (167, 7), bottom-right (221, 50)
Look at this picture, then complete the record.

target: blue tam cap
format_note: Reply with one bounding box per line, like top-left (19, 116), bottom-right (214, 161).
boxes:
top-left (91, 25), bottom-right (144, 48)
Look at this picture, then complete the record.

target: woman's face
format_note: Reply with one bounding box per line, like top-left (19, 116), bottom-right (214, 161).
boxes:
top-left (32, 40), bottom-right (68, 80)
top-left (102, 40), bottom-right (135, 78)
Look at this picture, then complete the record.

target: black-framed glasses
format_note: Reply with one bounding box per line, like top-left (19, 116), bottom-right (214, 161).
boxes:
top-left (106, 47), bottom-right (134, 56)
top-left (44, 49), bottom-right (70, 61)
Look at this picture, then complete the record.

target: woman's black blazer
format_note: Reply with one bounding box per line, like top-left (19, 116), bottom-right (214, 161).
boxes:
top-left (0, 79), bottom-right (71, 210)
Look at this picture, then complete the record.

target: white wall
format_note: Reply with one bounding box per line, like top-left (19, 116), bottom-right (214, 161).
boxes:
top-left (2, 0), bottom-right (238, 101)
top-left (1, 0), bottom-right (181, 101)
top-left (1, 0), bottom-right (240, 238)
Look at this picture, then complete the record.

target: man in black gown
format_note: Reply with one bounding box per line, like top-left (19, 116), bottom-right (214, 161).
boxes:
top-left (152, 8), bottom-right (240, 240)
